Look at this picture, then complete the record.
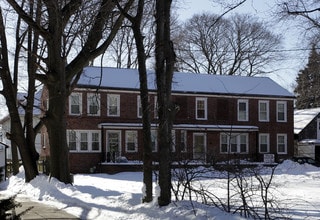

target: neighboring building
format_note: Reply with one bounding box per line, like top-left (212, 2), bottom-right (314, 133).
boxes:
top-left (41, 67), bottom-right (295, 173)
top-left (294, 107), bottom-right (320, 161)
top-left (0, 90), bottom-right (43, 160)
top-left (0, 142), bottom-right (8, 182)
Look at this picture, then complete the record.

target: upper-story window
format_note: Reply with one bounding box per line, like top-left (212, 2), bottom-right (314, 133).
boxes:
top-left (259, 100), bottom-right (269, 122)
top-left (69, 93), bottom-right (82, 115)
top-left (87, 93), bottom-right (100, 116)
top-left (107, 94), bottom-right (120, 117)
top-left (277, 101), bottom-right (287, 122)
top-left (196, 97), bottom-right (207, 120)
top-left (238, 99), bottom-right (248, 121)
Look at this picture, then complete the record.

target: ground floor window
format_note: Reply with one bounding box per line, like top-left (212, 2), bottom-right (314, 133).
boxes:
top-left (277, 133), bottom-right (287, 154)
top-left (220, 133), bottom-right (248, 153)
top-left (259, 133), bottom-right (270, 153)
top-left (67, 130), bottom-right (101, 152)
top-left (193, 133), bottom-right (206, 160)
top-left (125, 130), bottom-right (138, 152)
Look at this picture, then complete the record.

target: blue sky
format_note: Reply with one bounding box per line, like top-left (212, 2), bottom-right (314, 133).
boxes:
top-left (176, 0), bottom-right (309, 92)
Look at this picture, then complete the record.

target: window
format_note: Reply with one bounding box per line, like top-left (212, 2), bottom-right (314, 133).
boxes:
top-left (180, 130), bottom-right (187, 152)
top-left (259, 101), bottom-right (269, 122)
top-left (80, 132), bottom-right (88, 151)
top-left (196, 97), bottom-right (207, 120)
top-left (125, 131), bottom-right (138, 152)
top-left (69, 93), bottom-right (82, 115)
top-left (220, 133), bottom-right (248, 153)
top-left (193, 133), bottom-right (206, 160)
top-left (67, 130), bottom-right (101, 152)
top-left (151, 130), bottom-right (158, 152)
top-left (277, 134), bottom-right (287, 154)
top-left (259, 133), bottom-right (269, 153)
top-left (277, 101), bottom-right (287, 122)
top-left (238, 99), bottom-right (248, 121)
top-left (107, 94), bottom-right (120, 116)
top-left (137, 96), bottom-right (142, 118)
top-left (87, 93), bottom-right (100, 116)
top-left (91, 132), bottom-right (100, 151)
top-left (68, 131), bottom-right (77, 151)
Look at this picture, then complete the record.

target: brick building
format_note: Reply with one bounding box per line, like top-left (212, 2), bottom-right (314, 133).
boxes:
top-left (41, 67), bottom-right (295, 173)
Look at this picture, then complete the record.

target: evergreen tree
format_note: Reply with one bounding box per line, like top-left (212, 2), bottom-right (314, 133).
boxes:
top-left (294, 45), bottom-right (320, 109)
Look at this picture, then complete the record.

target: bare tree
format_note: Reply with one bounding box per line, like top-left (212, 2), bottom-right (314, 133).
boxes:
top-left (6, 0), bottom-right (133, 183)
top-left (155, 0), bottom-right (176, 207)
top-left (115, 0), bottom-right (154, 203)
top-left (175, 13), bottom-right (282, 76)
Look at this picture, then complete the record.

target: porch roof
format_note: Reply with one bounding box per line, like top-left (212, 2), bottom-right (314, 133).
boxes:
top-left (98, 122), bottom-right (259, 131)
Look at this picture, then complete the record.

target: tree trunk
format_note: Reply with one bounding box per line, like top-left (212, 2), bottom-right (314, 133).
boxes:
top-left (45, 83), bottom-right (71, 184)
top-left (155, 0), bottom-right (175, 206)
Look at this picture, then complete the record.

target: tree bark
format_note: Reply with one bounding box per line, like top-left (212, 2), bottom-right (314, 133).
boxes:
top-left (155, 0), bottom-right (175, 206)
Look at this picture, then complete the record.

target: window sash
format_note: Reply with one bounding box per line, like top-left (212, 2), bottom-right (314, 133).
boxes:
top-left (68, 130), bottom-right (101, 152)
top-left (277, 102), bottom-right (287, 122)
top-left (259, 134), bottom-right (269, 153)
top-left (277, 134), bottom-right (287, 154)
top-left (70, 93), bottom-right (82, 115)
top-left (220, 133), bottom-right (248, 153)
top-left (108, 95), bottom-right (120, 116)
top-left (196, 98), bottom-right (207, 119)
top-left (259, 101), bottom-right (269, 121)
top-left (88, 94), bottom-right (100, 115)
top-left (238, 100), bottom-right (248, 121)
top-left (126, 131), bottom-right (138, 152)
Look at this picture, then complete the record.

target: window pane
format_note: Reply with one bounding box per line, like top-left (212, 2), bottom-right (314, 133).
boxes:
top-left (92, 132), bottom-right (100, 151)
top-left (68, 131), bottom-right (77, 151)
top-left (126, 131), bottom-right (137, 152)
top-left (80, 133), bottom-right (88, 151)
top-left (240, 135), bottom-right (247, 153)
top-left (70, 95), bottom-right (80, 114)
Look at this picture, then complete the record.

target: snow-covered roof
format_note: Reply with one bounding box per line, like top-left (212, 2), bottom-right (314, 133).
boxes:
top-left (294, 107), bottom-right (320, 134)
top-left (78, 67), bottom-right (294, 98)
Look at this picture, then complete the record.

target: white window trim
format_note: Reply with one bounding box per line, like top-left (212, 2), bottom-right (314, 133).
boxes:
top-left (259, 133), bottom-right (270, 153)
top-left (237, 99), bottom-right (249, 121)
top-left (69, 93), bottom-right (82, 115)
top-left (196, 97), bottom-right (208, 120)
top-left (107, 94), bottom-right (120, 117)
top-left (87, 93), bottom-right (101, 116)
top-left (220, 133), bottom-right (249, 154)
top-left (258, 100), bottom-right (269, 122)
top-left (277, 133), bottom-right (287, 154)
top-left (67, 130), bottom-right (101, 152)
top-left (276, 101), bottom-right (287, 122)
top-left (125, 130), bottom-right (138, 152)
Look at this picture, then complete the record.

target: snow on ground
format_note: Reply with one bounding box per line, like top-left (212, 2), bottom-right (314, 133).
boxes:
top-left (1, 160), bottom-right (320, 220)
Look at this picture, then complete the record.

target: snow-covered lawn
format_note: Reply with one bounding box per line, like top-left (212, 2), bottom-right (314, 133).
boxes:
top-left (1, 160), bottom-right (320, 220)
